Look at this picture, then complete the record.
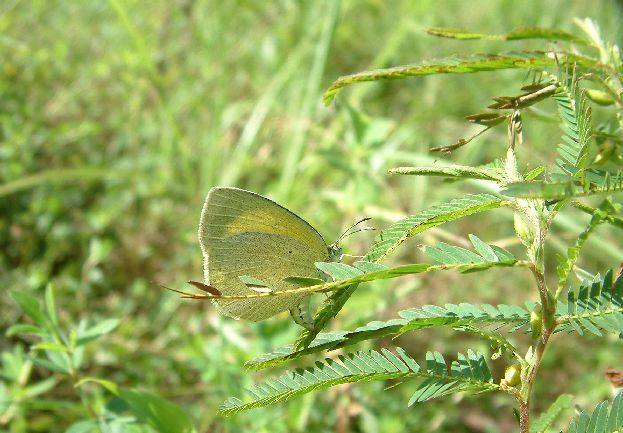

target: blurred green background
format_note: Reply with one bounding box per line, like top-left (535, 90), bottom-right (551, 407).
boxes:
top-left (2, 1), bottom-right (623, 432)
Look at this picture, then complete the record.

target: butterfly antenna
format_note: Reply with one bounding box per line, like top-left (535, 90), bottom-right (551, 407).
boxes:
top-left (335, 217), bottom-right (374, 244)
top-left (339, 227), bottom-right (376, 240)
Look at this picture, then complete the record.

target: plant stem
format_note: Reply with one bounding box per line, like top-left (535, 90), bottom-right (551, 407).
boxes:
top-left (519, 399), bottom-right (530, 433)
top-left (519, 220), bottom-right (557, 433)
top-left (519, 328), bottom-right (553, 433)
top-left (68, 362), bottom-right (98, 419)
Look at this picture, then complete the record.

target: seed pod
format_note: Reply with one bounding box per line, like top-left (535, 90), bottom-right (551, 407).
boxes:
top-left (501, 364), bottom-right (522, 387)
top-left (586, 89), bottom-right (615, 106)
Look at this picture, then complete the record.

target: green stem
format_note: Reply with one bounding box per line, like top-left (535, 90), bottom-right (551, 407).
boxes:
top-left (519, 221), bottom-right (556, 433)
top-left (64, 346), bottom-right (98, 420)
top-left (69, 370), bottom-right (98, 420)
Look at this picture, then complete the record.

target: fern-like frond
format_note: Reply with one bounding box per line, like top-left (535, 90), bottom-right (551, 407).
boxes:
top-left (557, 199), bottom-right (616, 295)
top-left (296, 196), bottom-right (511, 347)
top-left (409, 350), bottom-right (496, 405)
top-left (424, 234), bottom-right (515, 267)
top-left (389, 165), bottom-right (504, 181)
top-left (454, 325), bottom-right (519, 359)
top-left (585, 168), bottom-right (622, 182)
top-left (365, 194), bottom-right (505, 262)
top-left (293, 258), bottom-right (521, 350)
top-left (502, 180), bottom-right (582, 199)
top-left (573, 201), bottom-right (623, 230)
top-left (254, 321), bottom-right (406, 371)
top-left (221, 348), bottom-right (498, 416)
top-left (586, 169), bottom-right (623, 193)
top-left (553, 79), bottom-right (593, 176)
top-left (247, 302), bottom-right (529, 371)
top-left (323, 51), bottom-right (598, 104)
top-left (531, 394), bottom-right (573, 433)
top-left (208, 260), bottom-right (520, 302)
top-left (501, 172), bottom-right (623, 199)
top-left (566, 393), bottom-right (623, 433)
top-left (556, 269), bottom-right (623, 336)
top-left (399, 302), bottom-right (530, 334)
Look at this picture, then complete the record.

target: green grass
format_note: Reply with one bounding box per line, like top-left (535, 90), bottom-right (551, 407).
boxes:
top-left (1, 1), bottom-right (623, 432)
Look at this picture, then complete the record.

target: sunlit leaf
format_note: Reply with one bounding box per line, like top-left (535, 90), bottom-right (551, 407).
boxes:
top-left (324, 51), bottom-right (597, 104)
top-left (10, 291), bottom-right (45, 326)
top-left (426, 26), bottom-right (589, 44)
top-left (222, 348), bottom-right (498, 416)
top-left (77, 318), bottom-right (119, 346)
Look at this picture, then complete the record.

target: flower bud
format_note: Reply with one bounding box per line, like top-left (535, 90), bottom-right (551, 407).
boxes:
top-left (501, 364), bottom-right (522, 387)
top-left (514, 212), bottom-right (534, 249)
top-left (586, 89), bottom-right (615, 106)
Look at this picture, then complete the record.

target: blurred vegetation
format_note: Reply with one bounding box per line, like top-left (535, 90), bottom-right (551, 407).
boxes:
top-left (2, 1), bottom-right (623, 432)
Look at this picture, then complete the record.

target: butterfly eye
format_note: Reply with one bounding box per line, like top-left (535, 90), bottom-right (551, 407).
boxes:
top-left (328, 245), bottom-right (344, 262)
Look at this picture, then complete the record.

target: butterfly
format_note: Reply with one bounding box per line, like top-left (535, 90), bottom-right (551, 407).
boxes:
top-left (172, 187), bottom-right (370, 330)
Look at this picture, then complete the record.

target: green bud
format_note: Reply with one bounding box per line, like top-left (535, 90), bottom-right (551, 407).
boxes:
top-left (586, 89), bottom-right (615, 106)
top-left (501, 364), bottom-right (522, 387)
top-left (514, 212), bottom-right (534, 249)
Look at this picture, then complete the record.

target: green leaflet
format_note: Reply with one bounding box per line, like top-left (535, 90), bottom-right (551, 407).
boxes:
top-left (531, 394), bottom-right (573, 433)
top-left (246, 301), bottom-right (530, 371)
top-left (426, 26), bottom-right (590, 44)
top-left (501, 172), bottom-right (623, 199)
top-left (247, 269), bottom-right (623, 372)
top-left (556, 199), bottom-right (617, 296)
top-left (323, 51), bottom-right (598, 104)
top-left (389, 164), bottom-right (505, 181)
top-left (423, 234), bottom-right (515, 266)
top-left (566, 393), bottom-right (623, 433)
top-left (408, 350), bottom-right (495, 405)
top-left (221, 348), bottom-right (498, 416)
top-left (573, 201), bottom-right (623, 230)
top-left (553, 81), bottom-right (592, 176)
top-left (366, 194), bottom-right (505, 263)
top-left (556, 269), bottom-right (623, 336)
top-left (292, 257), bottom-right (517, 349)
top-left (296, 196), bottom-right (506, 347)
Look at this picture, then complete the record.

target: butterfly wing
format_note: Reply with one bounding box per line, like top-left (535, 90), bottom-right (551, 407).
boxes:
top-left (199, 187), bottom-right (330, 321)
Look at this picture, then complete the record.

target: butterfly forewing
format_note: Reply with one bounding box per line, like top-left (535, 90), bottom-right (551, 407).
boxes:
top-left (199, 187), bottom-right (330, 321)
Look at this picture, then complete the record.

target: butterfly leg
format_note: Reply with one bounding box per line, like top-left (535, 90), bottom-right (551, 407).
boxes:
top-left (341, 253), bottom-right (364, 259)
top-left (289, 296), bottom-right (314, 331)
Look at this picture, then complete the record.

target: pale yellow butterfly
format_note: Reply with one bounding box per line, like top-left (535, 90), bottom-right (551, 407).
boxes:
top-left (198, 187), bottom-right (350, 329)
